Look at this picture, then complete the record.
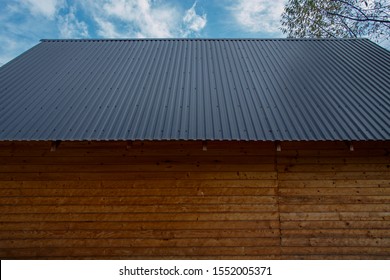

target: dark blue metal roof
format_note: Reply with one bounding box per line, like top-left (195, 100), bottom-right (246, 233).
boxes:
top-left (0, 38), bottom-right (389, 141)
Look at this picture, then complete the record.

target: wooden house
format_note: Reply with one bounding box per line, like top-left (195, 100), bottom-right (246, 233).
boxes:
top-left (0, 39), bottom-right (389, 259)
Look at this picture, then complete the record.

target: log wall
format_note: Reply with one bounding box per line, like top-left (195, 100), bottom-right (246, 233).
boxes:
top-left (278, 142), bottom-right (390, 259)
top-left (0, 141), bottom-right (389, 259)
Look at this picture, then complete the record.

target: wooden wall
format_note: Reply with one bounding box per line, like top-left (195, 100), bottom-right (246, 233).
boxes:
top-left (278, 142), bottom-right (390, 259)
top-left (0, 141), bottom-right (389, 259)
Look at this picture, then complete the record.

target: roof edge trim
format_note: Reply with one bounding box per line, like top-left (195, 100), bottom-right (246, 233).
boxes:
top-left (40, 38), bottom-right (371, 42)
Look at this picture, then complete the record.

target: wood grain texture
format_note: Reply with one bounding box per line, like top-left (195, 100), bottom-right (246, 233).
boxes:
top-left (0, 140), bottom-right (389, 259)
top-left (278, 141), bottom-right (390, 260)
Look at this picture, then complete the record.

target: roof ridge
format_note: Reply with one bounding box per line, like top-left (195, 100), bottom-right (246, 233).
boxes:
top-left (40, 38), bottom-right (370, 42)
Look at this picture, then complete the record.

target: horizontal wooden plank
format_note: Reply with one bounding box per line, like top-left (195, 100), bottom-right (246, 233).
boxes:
top-left (0, 229), bottom-right (280, 239)
top-left (0, 179), bottom-right (277, 189)
top-left (0, 181), bottom-right (99, 189)
top-left (281, 255), bottom-right (390, 260)
top-left (0, 204), bottom-right (278, 214)
top-left (277, 142), bottom-right (388, 150)
top-left (281, 229), bottom-right (390, 238)
top-left (279, 187), bottom-right (390, 196)
top-left (0, 212), bottom-right (279, 222)
top-left (279, 172), bottom-right (390, 180)
top-left (279, 195), bottom-right (390, 204)
top-left (279, 163), bottom-right (390, 172)
top-left (281, 221), bottom-right (390, 229)
top-left (0, 196), bottom-right (278, 206)
top-left (280, 204), bottom-right (390, 212)
top-left (1, 153), bottom-right (386, 165)
top-left (0, 246), bottom-right (282, 258)
top-left (282, 237), bottom-right (390, 247)
top-left (277, 156), bottom-right (390, 165)
top-left (279, 180), bottom-right (390, 188)
top-left (1, 140), bottom-right (384, 149)
top-left (101, 180), bottom-right (277, 188)
top-left (278, 150), bottom-right (389, 157)
top-left (1, 140), bottom-right (387, 154)
top-left (0, 187), bottom-right (276, 197)
top-left (0, 220), bottom-right (280, 231)
top-left (0, 171), bottom-right (277, 181)
top-left (0, 142), bottom-right (277, 157)
top-left (0, 163), bottom-right (275, 173)
top-left (280, 212), bottom-right (390, 221)
top-left (0, 237), bottom-right (280, 248)
top-left (0, 155), bottom-right (276, 165)
top-left (281, 246), bottom-right (390, 255)
top-left (1, 151), bottom-right (387, 164)
top-left (2, 255), bottom-right (282, 260)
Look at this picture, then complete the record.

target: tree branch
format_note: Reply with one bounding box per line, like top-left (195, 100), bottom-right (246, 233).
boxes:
top-left (330, 0), bottom-right (370, 20)
top-left (327, 11), bottom-right (390, 23)
top-left (307, 16), bottom-right (338, 38)
top-left (339, 16), bottom-right (358, 37)
top-left (330, 0), bottom-right (390, 22)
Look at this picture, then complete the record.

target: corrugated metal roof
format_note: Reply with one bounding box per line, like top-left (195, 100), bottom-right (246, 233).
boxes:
top-left (0, 38), bottom-right (389, 141)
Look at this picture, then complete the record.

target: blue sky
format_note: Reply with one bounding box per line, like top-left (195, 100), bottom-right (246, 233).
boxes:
top-left (0, 0), bottom-right (287, 65)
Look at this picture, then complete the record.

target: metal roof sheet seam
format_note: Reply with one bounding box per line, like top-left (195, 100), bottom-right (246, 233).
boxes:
top-left (0, 38), bottom-right (389, 141)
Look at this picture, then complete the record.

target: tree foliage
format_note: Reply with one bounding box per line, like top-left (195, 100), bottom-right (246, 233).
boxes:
top-left (281, 0), bottom-right (390, 43)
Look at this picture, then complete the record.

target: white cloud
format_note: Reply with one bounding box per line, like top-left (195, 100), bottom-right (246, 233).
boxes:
top-left (95, 17), bottom-right (123, 38)
top-left (182, 2), bottom-right (207, 36)
top-left (57, 7), bottom-right (89, 38)
top-left (83, 0), bottom-right (206, 38)
top-left (0, 0), bottom-right (208, 65)
top-left (0, 36), bottom-right (22, 66)
top-left (102, 0), bottom-right (138, 21)
top-left (0, 1), bottom-right (62, 65)
top-left (83, 0), bottom-right (176, 38)
top-left (21, 0), bottom-right (65, 19)
top-left (229, 0), bottom-right (285, 34)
